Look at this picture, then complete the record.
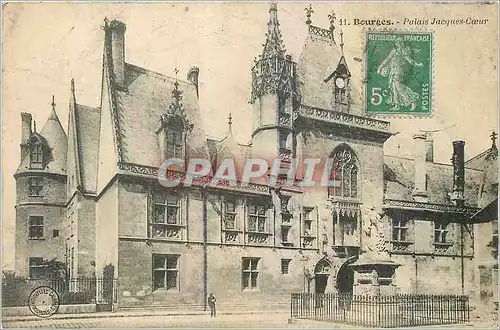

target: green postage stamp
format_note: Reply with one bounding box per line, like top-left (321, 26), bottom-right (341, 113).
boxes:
top-left (365, 32), bottom-right (432, 115)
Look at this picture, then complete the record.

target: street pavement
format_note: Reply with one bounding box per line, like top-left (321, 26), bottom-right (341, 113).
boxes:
top-left (2, 313), bottom-right (347, 329)
top-left (2, 311), bottom-right (497, 329)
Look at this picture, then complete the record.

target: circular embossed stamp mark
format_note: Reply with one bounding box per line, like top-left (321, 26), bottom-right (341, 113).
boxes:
top-left (28, 286), bottom-right (60, 318)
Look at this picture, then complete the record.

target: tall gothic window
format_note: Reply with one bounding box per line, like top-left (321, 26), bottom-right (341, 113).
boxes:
top-left (328, 146), bottom-right (358, 198)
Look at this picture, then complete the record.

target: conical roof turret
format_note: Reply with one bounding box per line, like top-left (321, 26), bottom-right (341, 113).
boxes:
top-left (16, 96), bottom-right (67, 175)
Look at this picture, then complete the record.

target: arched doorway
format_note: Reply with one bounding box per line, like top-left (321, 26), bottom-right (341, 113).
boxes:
top-left (336, 257), bottom-right (356, 310)
top-left (314, 258), bottom-right (332, 294)
top-left (336, 257), bottom-right (355, 295)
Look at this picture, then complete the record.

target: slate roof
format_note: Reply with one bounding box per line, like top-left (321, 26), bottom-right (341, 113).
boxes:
top-left (470, 197), bottom-right (498, 223)
top-left (206, 125), bottom-right (252, 177)
top-left (383, 155), bottom-right (483, 207)
top-left (74, 104), bottom-right (100, 192)
top-left (296, 27), bottom-right (364, 116)
top-left (476, 147), bottom-right (498, 208)
top-left (465, 147), bottom-right (496, 170)
top-left (16, 107), bottom-right (68, 176)
top-left (114, 63), bottom-right (208, 167)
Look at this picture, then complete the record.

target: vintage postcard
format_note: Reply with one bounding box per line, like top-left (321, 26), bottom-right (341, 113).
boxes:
top-left (1, 1), bottom-right (498, 329)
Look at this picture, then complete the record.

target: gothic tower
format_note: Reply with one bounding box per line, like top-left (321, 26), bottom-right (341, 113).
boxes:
top-left (14, 97), bottom-right (68, 278)
top-left (250, 3), bottom-right (298, 168)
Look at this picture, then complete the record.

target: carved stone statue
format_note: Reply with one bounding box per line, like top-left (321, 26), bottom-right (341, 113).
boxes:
top-left (361, 205), bottom-right (387, 255)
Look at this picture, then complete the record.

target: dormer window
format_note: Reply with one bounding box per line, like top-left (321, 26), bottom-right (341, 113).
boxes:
top-left (166, 128), bottom-right (184, 159)
top-left (163, 116), bottom-right (186, 160)
top-left (159, 77), bottom-right (193, 162)
top-left (30, 143), bottom-right (43, 168)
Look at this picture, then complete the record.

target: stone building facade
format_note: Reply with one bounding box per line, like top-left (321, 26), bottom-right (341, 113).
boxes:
top-left (14, 4), bottom-right (497, 312)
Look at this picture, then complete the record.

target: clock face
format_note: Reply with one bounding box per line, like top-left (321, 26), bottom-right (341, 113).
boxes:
top-left (335, 77), bottom-right (345, 89)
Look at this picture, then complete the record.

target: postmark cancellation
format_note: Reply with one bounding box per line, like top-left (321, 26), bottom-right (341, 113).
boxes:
top-left (28, 286), bottom-right (60, 318)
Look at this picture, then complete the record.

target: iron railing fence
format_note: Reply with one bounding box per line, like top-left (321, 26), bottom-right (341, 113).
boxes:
top-left (2, 277), bottom-right (117, 307)
top-left (291, 292), bottom-right (470, 328)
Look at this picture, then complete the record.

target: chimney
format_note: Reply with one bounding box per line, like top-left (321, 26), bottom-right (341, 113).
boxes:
top-left (413, 133), bottom-right (428, 202)
top-left (451, 140), bottom-right (465, 206)
top-left (187, 67), bottom-right (200, 98)
top-left (425, 135), bottom-right (434, 162)
top-left (21, 112), bottom-right (32, 158)
top-left (104, 19), bottom-right (126, 86)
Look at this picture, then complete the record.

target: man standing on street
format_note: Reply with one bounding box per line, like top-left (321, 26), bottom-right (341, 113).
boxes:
top-left (208, 293), bottom-right (217, 317)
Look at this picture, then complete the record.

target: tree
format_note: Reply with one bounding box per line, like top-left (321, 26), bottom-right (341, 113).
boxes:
top-left (40, 258), bottom-right (69, 280)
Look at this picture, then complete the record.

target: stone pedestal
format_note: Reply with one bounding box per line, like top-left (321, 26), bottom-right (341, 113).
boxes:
top-left (349, 253), bottom-right (401, 296)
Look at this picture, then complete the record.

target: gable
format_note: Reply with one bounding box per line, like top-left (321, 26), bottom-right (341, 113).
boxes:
top-left (113, 64), bottom-right (208, 167)
top-left (297, 31), bottom-right (363, 116)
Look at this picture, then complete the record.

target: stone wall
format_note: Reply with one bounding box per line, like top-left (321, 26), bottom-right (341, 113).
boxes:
top-left (116, 239), bottom-right (317, 308)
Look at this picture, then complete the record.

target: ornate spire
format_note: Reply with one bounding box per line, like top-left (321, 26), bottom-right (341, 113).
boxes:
top-left (226, 113), bottom-right (234, 138)
top-left (261, 2), bottom-right (286, 59)
top-left (162, 68), bottom-right (193, 132)
top-left (70, 78), bottom-right (76, 104)
top-left (169, 68), bottom-right (184, 116)
top-left (250, 3), bottom-right (297, 103)
top-left (51, 95), bottom-right (56, 111)
top-left (340, 30), bottom-right (344, 54)
top-left (304, 4), bottom-right (313, 25)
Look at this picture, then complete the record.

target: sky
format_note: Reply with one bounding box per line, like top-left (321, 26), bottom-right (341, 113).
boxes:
top-left (2, 2), bottom-right (498, 271)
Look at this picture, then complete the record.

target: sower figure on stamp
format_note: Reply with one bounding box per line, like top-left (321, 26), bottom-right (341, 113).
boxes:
top-left (208, 293), bottom-right (217, 317)
top-left (377, 40), bottom-right (423, 111)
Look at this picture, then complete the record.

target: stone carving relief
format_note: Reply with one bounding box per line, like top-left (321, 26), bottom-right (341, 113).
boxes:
top-left (361, 205), bottom-right (387, 254)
